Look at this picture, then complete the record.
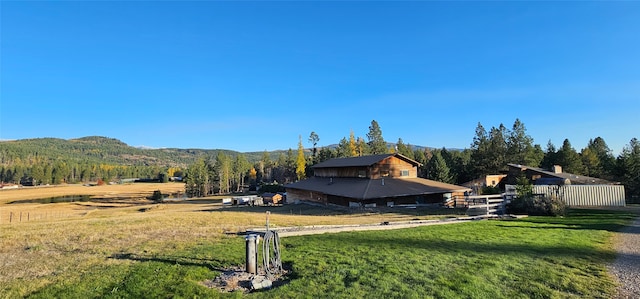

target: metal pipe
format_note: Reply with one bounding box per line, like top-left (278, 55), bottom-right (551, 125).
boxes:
top-left (245, 234), bottom-right (258, 274)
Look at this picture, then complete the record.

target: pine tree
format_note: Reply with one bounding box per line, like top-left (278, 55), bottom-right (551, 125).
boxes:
top-left (366, 120), bottom-right (387, 155)
top-left (185, 158), bottom-right (209, 198)
top-left (618, 138), bottom-right (640, 200)
top-left (396, 138), bottom-right (414, 159)
top-left (336, 137), bottom-right (351, 158)
top-left (586, 137), bottom-right (616, 179)
top-left (557, 139), bottom-right (584, 175)
top-left (506, 119), bottom-right (540, 166)
top-left (308, 131), bottom-right (319, 164)
top-left (426, 151), bottom-right (453, 183)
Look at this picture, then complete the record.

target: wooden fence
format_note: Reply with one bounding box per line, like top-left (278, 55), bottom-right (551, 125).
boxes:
top-left (464, 194), bottom-right (507, 217)
top-left (0, 209), bottom-right (83, 224)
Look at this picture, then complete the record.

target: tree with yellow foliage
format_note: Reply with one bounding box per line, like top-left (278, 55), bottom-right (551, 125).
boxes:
top-left (296, 135), bottom-right (306, 180)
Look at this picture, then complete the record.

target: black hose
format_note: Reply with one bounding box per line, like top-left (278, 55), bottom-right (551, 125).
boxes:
top-left (262, 230), bottom-right (282, 279)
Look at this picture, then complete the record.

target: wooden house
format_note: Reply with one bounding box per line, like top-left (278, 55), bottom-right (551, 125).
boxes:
top-left (262, 192), bottom-right (283, 205)
top-left (285, 153), bottom-right (470, 207)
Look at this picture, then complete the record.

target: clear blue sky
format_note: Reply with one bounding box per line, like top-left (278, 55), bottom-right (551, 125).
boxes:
top-left (2, 1), bottom-right (639, 155)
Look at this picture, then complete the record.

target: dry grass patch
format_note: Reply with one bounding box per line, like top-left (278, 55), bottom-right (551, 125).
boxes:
top-left (0, 182), bottom-right (186, 203)
top-left (1, 195), bottom-right (440, 297)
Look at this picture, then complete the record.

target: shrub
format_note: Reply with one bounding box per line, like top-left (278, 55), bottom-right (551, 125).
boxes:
top-left (481, 185), bottom-right (502, 195)
top-left (150, 190), bottom-right (164, 202)
top-left (507, 194), bottom-right (566, 216)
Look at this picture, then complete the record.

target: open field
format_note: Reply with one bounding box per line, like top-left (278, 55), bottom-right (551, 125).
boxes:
top-left (1, 184), bottom-right (638, 298)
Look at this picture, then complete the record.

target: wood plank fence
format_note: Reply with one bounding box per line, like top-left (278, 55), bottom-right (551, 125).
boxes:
top-left (463, 194), bottom-right (508, 217)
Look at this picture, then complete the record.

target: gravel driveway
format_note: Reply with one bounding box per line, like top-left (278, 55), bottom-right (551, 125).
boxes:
top-left (608, 214), bottom-right (640, 299)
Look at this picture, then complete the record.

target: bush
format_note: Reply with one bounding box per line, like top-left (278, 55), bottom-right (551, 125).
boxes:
top-left (150, 190), bottom-right (164, 202)
top-left (507, 194), bottom-right (567, 216)
top-left (481, 185), bottom-right (502, 195)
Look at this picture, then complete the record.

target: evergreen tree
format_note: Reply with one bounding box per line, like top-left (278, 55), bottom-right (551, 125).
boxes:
top-left (366, 120), bottom-right (387, 154)
top-left (426, 151), bottom-right (453, 183)
top-left (233, 154), bottom-right (250, 192)
top-left (336, 137), bottom-right (351, 158)
top-left (357, 137), bottom-right (368, 156)
top-left (540, 140), bottom-right (559, 170)
top-left (308, 131), bottom-right (319, 164)
top-left (185, 158), bottom-right (209, 198)
top-left (617, 138), bottom-right (640, 200)
top-left (556, 139), bottom-right (584, 174)
top-left (470, 122), bottom-right (490, 177)
top-left (506, 119), bottom-right (540, 166)
top-left (586, 137), bottom-right (616, 179)
top-left (580, 147), bottom-right (600, 178)
top-left (318, 147), bottom-right (336, 163)
top-left (260, 151), bottom-right (273, 183)
top-left (396, 138), bottom-right (414, 159)
top-left (487, 124), bottom-right (508, 173)
top-left (215, 152), bottom-right (232, 194)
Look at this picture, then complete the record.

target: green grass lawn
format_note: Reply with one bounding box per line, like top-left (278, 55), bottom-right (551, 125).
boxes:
top-left (22, 208), bottom-right (636, 299)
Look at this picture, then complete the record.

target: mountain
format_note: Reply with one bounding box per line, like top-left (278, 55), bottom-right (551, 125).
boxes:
top-left (0, 136), bottom-right (456, 169)
top-left (0, 136), bottom-right (278, 168)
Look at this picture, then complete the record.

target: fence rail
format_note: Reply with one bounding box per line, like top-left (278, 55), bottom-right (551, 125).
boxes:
top-left (0, 209), bottom-right (84, 224)
top-left (464, 194), bottom-right (507, 217)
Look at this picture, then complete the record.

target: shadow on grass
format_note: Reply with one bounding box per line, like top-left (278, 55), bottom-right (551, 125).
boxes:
top-left (309, 229), bottom-right (633, 262)
top-left (516, 209), bottom-right (639, 233)
top-left (200, 202), bottom-right (468, 218)
top-left (108, 253), bottom-right (233, 272)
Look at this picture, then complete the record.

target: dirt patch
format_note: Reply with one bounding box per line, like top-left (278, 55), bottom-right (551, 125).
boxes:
top-left (201, 266), bottom-right (290, 293)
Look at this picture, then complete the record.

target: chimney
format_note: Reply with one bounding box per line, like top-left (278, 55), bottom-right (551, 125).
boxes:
top-left (553, 165), bottom-right (562, 174)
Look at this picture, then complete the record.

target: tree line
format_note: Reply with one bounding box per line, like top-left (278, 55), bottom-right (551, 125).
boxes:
top-left (271, 119), bottom-right (638, 200)
top-left (2, 121), bottom-right (637, 201)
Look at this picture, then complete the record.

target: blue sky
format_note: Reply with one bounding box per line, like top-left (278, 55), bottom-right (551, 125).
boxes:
top-left (1, 1), bottom-right (639, 155)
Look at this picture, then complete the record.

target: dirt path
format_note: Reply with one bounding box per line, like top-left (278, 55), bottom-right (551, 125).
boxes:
top-left (247, 215), bottom-right (510, 237)
top-left (608, 214), bottom-right (640, 299)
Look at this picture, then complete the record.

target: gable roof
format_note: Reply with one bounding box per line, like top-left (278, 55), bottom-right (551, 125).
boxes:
top-left (285, 177), bottom-right (469, 200)
top-left (507, 163), bottom-right (615, 185)
top-left (312, 153), bottom-right (421, 169)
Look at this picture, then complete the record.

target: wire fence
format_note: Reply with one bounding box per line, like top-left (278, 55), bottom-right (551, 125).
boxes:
top-left (0, 209), bottom-right (85, 224)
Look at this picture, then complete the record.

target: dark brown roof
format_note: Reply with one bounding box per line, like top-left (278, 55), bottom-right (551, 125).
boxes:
top-left (312, 153), bottom-right (421, 169)
top-left (285, 177), bottom-right (470, 200)
top-left (507, 163), bottom-right (615, 185)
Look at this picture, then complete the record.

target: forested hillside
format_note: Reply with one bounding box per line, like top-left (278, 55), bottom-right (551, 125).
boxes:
top-left (0, 136), bottom-right (239, 167)
top-left (0, 136), bottom-right (290, 185)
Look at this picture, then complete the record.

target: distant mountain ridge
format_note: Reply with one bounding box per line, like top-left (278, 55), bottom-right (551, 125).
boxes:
top-left (0, 136), bottom-right (456, 168)
top-left (0, 136), bottom-right (265, 168)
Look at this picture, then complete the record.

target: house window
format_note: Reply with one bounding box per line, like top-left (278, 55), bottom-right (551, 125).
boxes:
top-left (358, 170), bottom-right (366, 178)
top-left (400, 170), bottom-right (409, 177)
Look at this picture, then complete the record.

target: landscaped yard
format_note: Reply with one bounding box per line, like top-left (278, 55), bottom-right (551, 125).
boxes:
top-left (1, 188), bottom-right (635, 299)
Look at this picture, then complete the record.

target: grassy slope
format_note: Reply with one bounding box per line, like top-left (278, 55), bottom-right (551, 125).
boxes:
top-left (5, 208), bottom-right (635, 299)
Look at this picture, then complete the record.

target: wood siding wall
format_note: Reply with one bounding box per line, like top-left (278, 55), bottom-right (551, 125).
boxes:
top-left (286, 188), bottom-right (328, 204)
top-left (313, 156), bottom-right (417, 179)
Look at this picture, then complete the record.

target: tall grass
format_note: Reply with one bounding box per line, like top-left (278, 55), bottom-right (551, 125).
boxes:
top-left (8, 208), bottom-right (634, 298)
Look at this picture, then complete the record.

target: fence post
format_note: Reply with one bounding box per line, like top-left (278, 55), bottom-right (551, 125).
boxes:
top-left (486, 196), bottom-right (490, 216)
top-left (10, 212), bottom-right (13, 223)
top-left (501, 193), bottom-right (506, 215)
